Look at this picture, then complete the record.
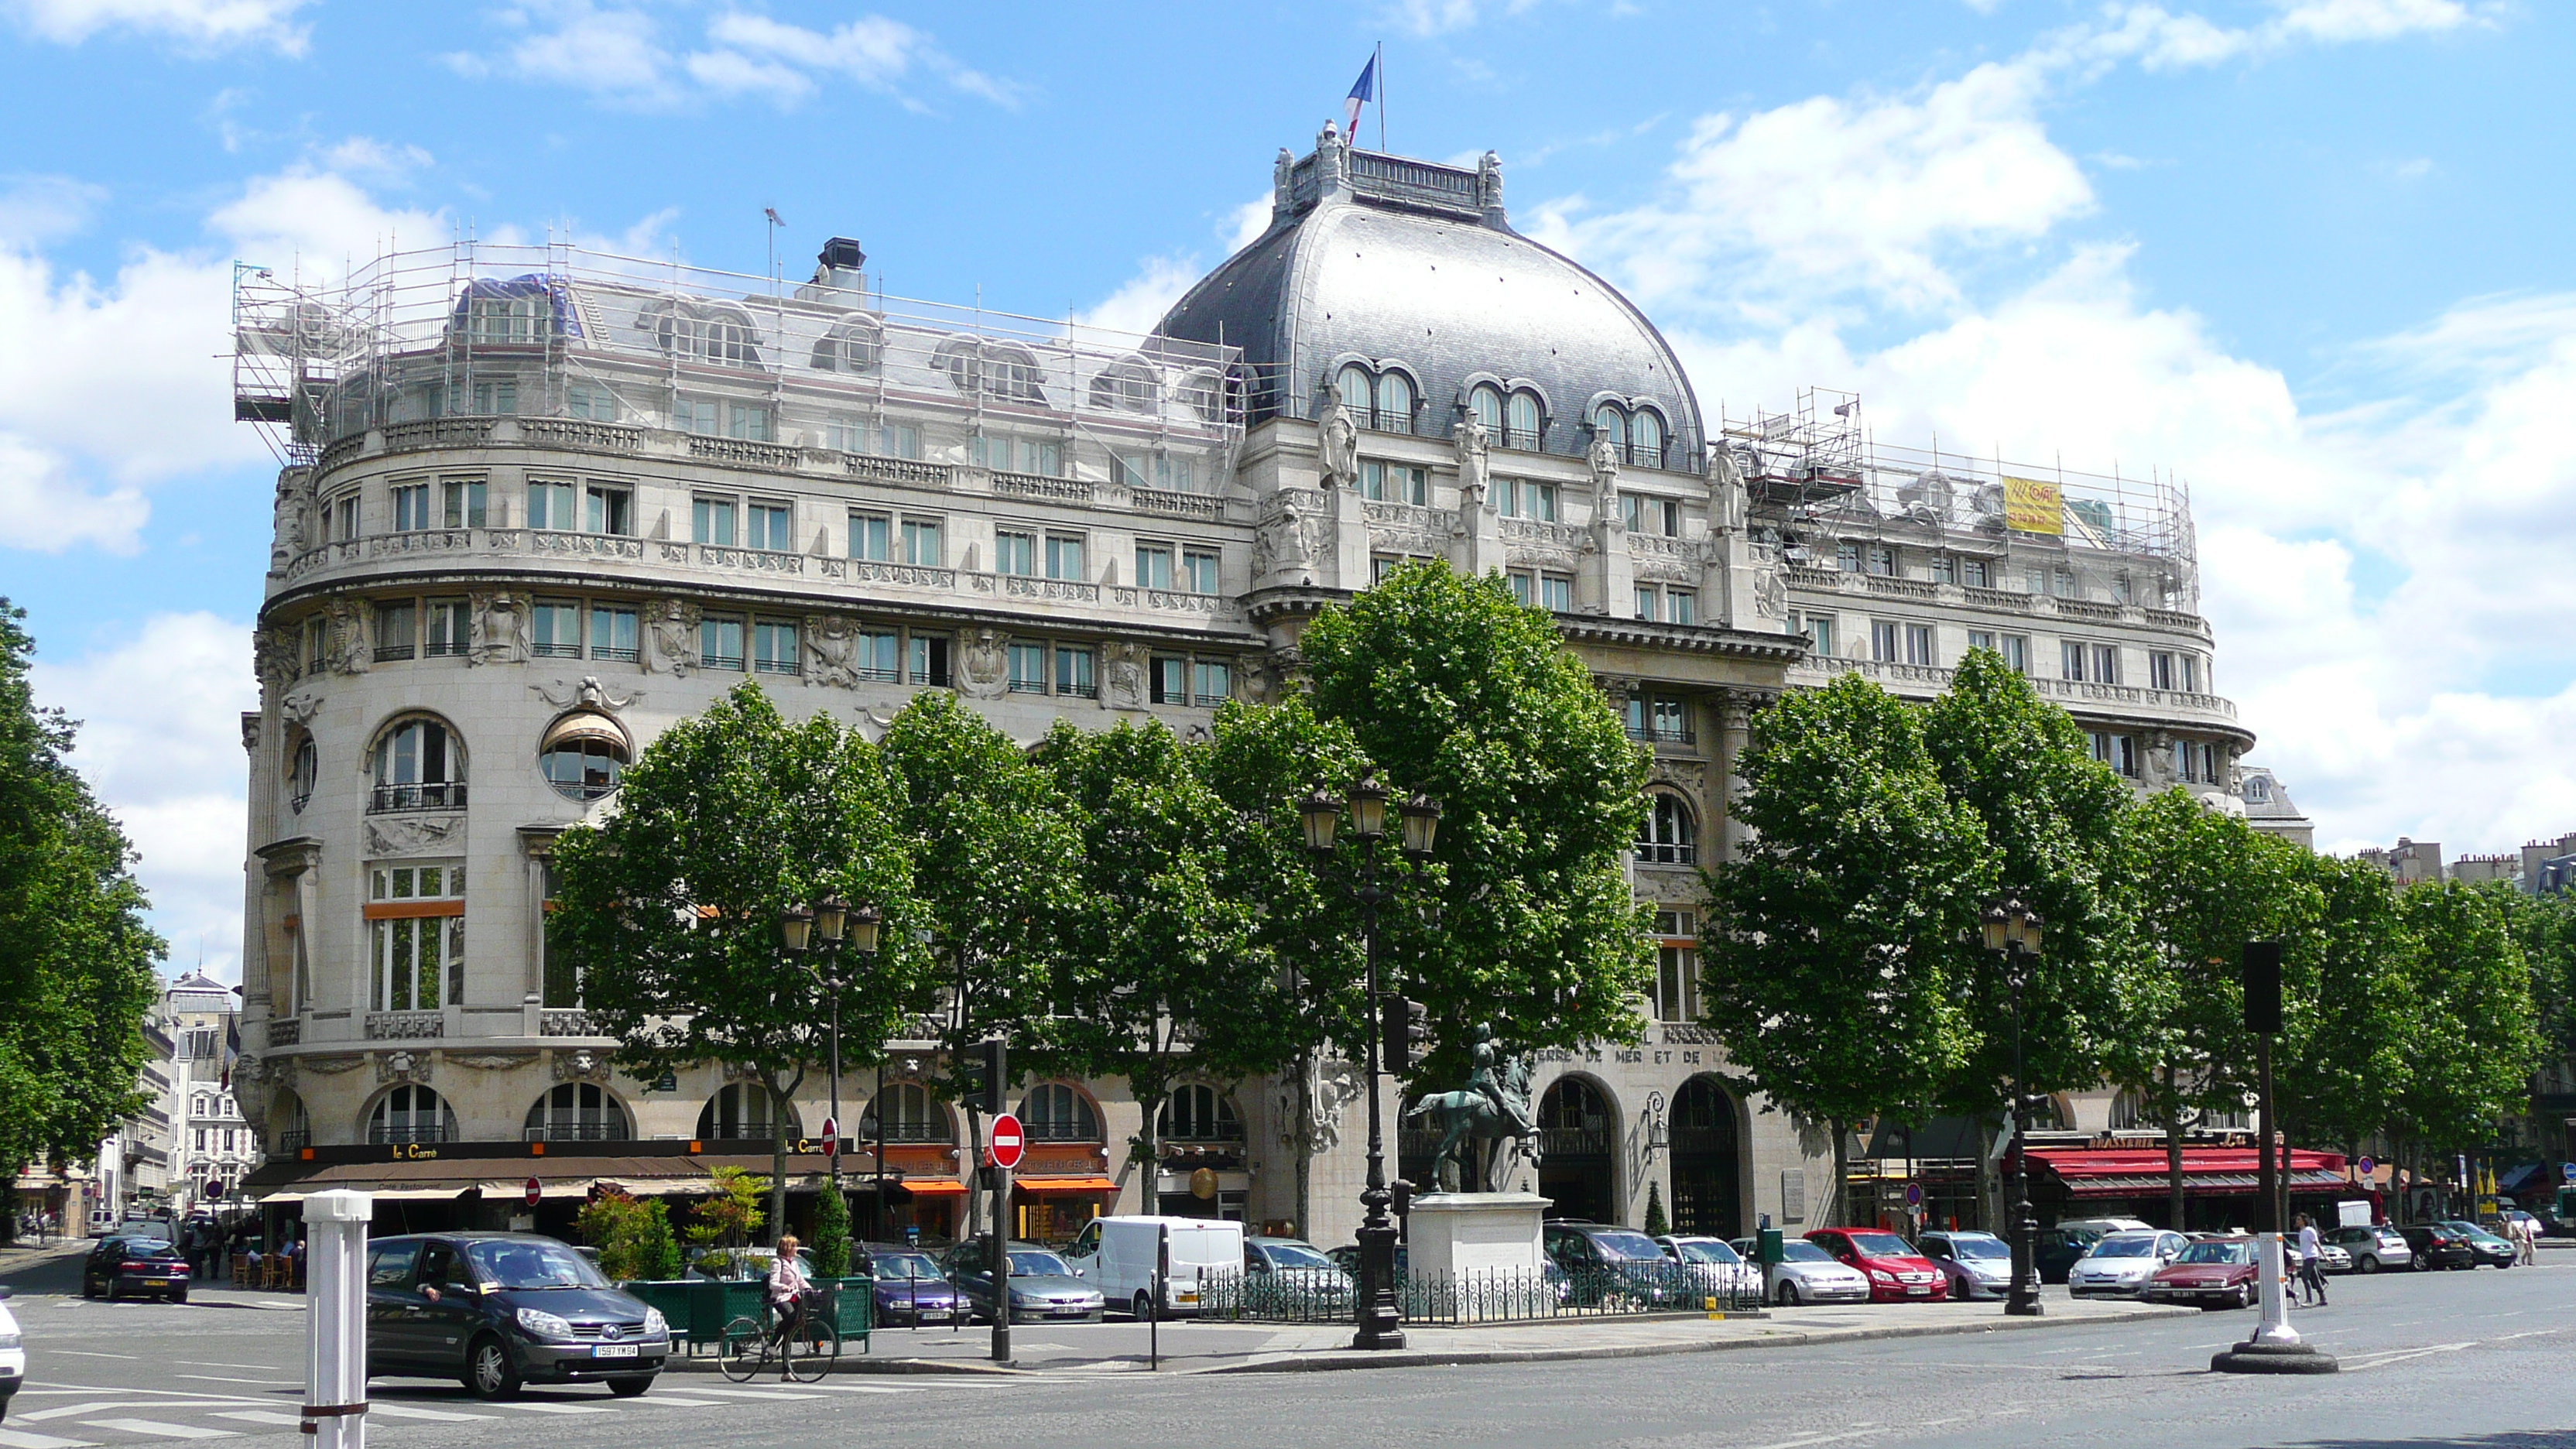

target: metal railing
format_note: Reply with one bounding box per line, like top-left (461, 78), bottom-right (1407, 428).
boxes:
top-left (370, 781), bottom-right (467, 813)
top-left (1197, 1260), bottom-right (1762, 1325)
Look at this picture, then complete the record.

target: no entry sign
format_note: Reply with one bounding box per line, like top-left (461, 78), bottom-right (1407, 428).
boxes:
top-left (989, 1113), bottom-right (1025, 1170)
top-left (524, 1176), bottom-right (542, 1208)
top-left (822, 1115), bottom-right (838, 1159)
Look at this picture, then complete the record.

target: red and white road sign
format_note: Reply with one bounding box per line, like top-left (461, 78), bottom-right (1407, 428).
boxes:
top-left (989, 1113), bottom-right (1025, 1170)
top-left (524, 1176), bottom-right (542, 1208)
top-left (821, 1116), bottom-right (839, 1159)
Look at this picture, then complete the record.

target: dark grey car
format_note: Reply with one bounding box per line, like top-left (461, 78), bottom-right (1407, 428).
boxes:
top-left (365, 1233), bottom-right (669, 1399)
top-left (939, 1241), bottom-right (1104, 1324)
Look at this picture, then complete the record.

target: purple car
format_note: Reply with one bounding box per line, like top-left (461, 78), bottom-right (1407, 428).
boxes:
top-left (855, 1244), bottom-right (964, 1327)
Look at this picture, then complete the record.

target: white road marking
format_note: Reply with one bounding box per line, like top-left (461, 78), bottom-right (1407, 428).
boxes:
top-left (41, 1353), bottom-right (135, 1362)
top-left (209, 1413), bottom-right (304, 1428)
top-left (790, 1383), bottom-right (921, 1394)
top-left (170, 1379), bottom-right (292, 1389)
top-left (170, 1366), bottom-right (273, 1373)
top-left (2341, 1341), bottom-right (2477, 1372)
top-left (622, 1396), bottom-right (724, 1407)
top-left (75, 1421), bottom-right (235, 1440)
top-left (0, 1430), bottom-right (102, 1449)
top-left (663, 1387), bottom-right (822, 1400)
top-left (489, 1403), bottom-right (613, 1415)
top-left (362, 1405), bottom-right (494, 1423)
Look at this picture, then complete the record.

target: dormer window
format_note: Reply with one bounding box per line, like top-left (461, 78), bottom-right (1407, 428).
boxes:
top-left (1592, 401), bottom-right (1669, 468)
top-left (1088, 355), bottom-right (1160, 413)
top-left (808, 313), bottom-right (882, 374)
top-left (1333, 362), bottom-right (1418, 433)
top-left (933, 337), bottom-right (1048, 404)
top-left (638, 298), bottom-right (763, 368)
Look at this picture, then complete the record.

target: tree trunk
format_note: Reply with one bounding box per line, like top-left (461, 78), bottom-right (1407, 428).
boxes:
top-left (2163, 1067), bottom-right (2187, 1232)
top-left (1136, 1088), bottom-right (1163, 1218)
top-left (1828, 1118), bottom-right (1848, 1228)
top-left (1293, 1050), bottom-right (1314, 1241)
top-left (769, 1079), bottom-right (791, 1248)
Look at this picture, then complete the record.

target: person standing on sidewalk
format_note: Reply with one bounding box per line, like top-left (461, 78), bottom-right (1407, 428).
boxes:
top-left (2294, 1215), bottom-right (2328, 1307)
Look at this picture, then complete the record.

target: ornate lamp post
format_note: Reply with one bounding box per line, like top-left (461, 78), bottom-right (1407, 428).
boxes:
top-left (1980, 895), bottom-right (2046, 1317)
top-left (1301, 769), bottom-right (1440, 1351)
top-left (784, 897), bottom-right (882, 1191)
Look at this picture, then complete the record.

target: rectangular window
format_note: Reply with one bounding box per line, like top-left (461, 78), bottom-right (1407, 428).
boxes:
top-left (748, 502), bottom-right (793, 553)
top-left (857, 629), bottom-right (899, 683)
top-left (2181, 655), bottom-right (2200, 694)
top-left (585, 485), bottom-right (632, 536)
top-left (1930, 555), bottom-right (1954, 584)
top-left (2054, 568), bottom-right (2077, 598)
top-left (2062, 641), bottom-right (2087, 683)
top-left (531, 600), bottom-right (582, 658)
top-left (2112, 570), bottom-right (2132, 605)
top-left (2026, 568), bottom-right (2047, 596)
top-left (753, 619), bottom-right (799, 675)
top-left (366, 862), bottom-right (464, 1014)
top-left (2181, 740), bottom-right (2202, 784)
top-left (2150, 652), bottom-right (2176, 691)
top-left (1905, 624), bottom-right (1936, 667)
top-left (471, 379), bottom-right (517, 416)
top-left (1961, 558), bottom-right (1989, 589)
top-left (590, 605), bottom-right (639, 663)
top-left (1033, 440), bottom-right (1063, 477)
top-left (1540, 574), bottom-right (1574, 612)
top-left (1872, 620), bottom-right (1901, 663)
top-left (1057, 646), bottom-right (1097, 699)
top-left (1867, 545), bottom-right (1896, 577)
top-left (1113, 453), bottom-right (1149, 490)
top-left (882, 423), bottom-right (921, 460)
top-left (2092, 645), bottom-right (2119, 684)
top-left (824, 415), bottom-right (865, 453)
top-left (1652, 910), bottom-right (1697, 1024)
top-left (1183, 547), bottom-right (1220, 594)
top-left (1044, 533), bottom-right (1087, 581)
top-left (1506, 570), bottom-right (1534, 606)
top-left (1499, 479), bottom-right (1559, 521)
top-left (2116, 735), bottom-right (2138, 777)
top-left (1999, 633), bottom-right (2028, 673)
top-left (1628, 697), bottom-right (1690, 743)
top-left (1624, 496), bottom-right (1680, 536)
top-left (1636, 585), bottom-right (1660, 622)
top-left (425, 598), bottom-right (469, 658)
top-left (1135, 543), bottom-right (1174, 590)
top-left (674, 398), bottom-right (718, 434)
top-left (693, 495), bottom-right (737, 546)
top-left (700, 615), bottom-right (745, 672)
top-left (1007, 642), bottom-right (1049, 694)
top-left (391, 483), bottom-right (431, 532)
top-left (908, 632), bottom-right (951, 687)
top-left (848, 512), bottom-right (891, 562)
top-left (1837, 542), bottom-right (1861, 573)
top-left (1150, 656), bottom-right (1186, 705)
top-left (1372, 554), bottom-right (1398, 587)
top-left (902, 518), bottom-right (943, 567)
top-left (1967, 629), bottom-right (1993, 655)
top-left (1668, 588), bottom-right (1697, 626)
top-left (528, 481), bottom-right (575, 531)
top-left (565, 385), bottom-right (617, 422)
top-left (1156, 455), bottom-right (1194, 493)
top-left (441, 479), bottom-right (486, 529)
top-left (971, 435), bottom-right (1011, 470)
top-left (1192, 660), bottom-right (1231, 707)
top-left (1806, 615), bottom-right (1836, 656)
top-left (1361, 461), bottom-right (1427, 505)
top-left (375, 602), bottom-right (416, 662)
top-left (995, 529), bottom-right (1036, 576)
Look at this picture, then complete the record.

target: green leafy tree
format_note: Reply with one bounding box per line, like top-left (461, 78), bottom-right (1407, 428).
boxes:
top-left (0, 600), bottom-right (161, 1189)
top-left (2389, 882), bottom-right (2544, 1187)
top-left (1698, 673), bottom-right (1995, 1223)
top-left (550, 684), bottom-right (928, 1242)
top-left (1642, 1179), bottom-right (1669, 1238)
top-left (2276, 853), bottom-right (2415, 1159)
top-left (2109, 788), bottom-right (2322, 1227)
top-left (686, 1165), bottom-right (769, 1274)
top-left (876, 690), bottom-right (1082, 1238)
top-left (809, 1183), bottom-right (851, 1279)
top-left (632, 1197), bottom-right (684, 1281)
top-left (1297, 561), bottom-right (1652, 1082)
top-left (575, 1189), bottom-right (682, 1282)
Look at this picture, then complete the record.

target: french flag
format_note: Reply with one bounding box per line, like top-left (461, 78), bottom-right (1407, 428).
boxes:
top-left (1345, 51), bottom-right (1376, 142)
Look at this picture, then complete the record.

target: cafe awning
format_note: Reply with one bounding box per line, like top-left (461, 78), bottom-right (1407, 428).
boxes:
top-left (899, 1179), bottom-right (968, 1196)
top-left (1013, 1176), bottom-right (1115, 1194)
top-left (2027, 1146), bottom-right (2355, 1200)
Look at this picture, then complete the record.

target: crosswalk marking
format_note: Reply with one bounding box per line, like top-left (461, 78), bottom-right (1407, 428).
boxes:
top-left (208, 1414), bottom-right (303, 1429)
top-left (793, 1384), bottom-right (920, 1394)
top-left (658, 1387), bottom-right (820, 1400)
top-left (489, 1403), bottom-right (612, 1415)
top-left (362, 1406), bottom-right (494, 1423)
top-left (623, 1396), bottom-right (722, 1407)
top-left (0, 1429), bottom-right (101, 1449)
top-left (74, 1422), bottom-right (234, 1441)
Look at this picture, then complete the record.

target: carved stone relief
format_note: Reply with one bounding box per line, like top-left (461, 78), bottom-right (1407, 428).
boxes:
top-left (300, 1053), bottom-right (364, 1075)
top-left (468, 591), bottom-right (530, 666)
top-left (1101, 642), bottom-right (1149, 710)
top-left (532, 677), bottom-right (639, 712)
top-left (366, 815), bottom-right (464, 855)
top-left (552, 1048), bottom-right (611, 1083)
top-left (327, 598), bottom-right (371, 676)
top-left (450, 1052), bottom-right (534, 1071)
top-left (376, 1050), bottom-right (430, 1084)
top-left (957, 629), bottom-right (1009, 700)
top-left (255, 626), bottom-right (301, 694)
top-left (1320, 405), bottom-right (1360, 491)
top-left (803, 614), bottom-right (862, 689)
top-left (280, 687), bottom-right (324, 725)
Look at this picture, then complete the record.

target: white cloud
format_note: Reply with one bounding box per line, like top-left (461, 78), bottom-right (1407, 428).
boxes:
top-left (29, 611), bottom-right (257, 984)
top-left (1074, 256), bottom-right (1203, 339)
top-left (207, 166), bottom-right (454, 281)
top-left (459, 2), bottom-right (1019, 111)
top-left (0, 175), bottom-right (106, 248)
top-left (452, 0), bottom-right (676, 101)
top-left (316, 136), bottom-right (435, 183)
top-left (0, 435), bottom-right (147, 552)
top-left (5, 0), bottom-right (310, 53)
top-left (1226, 197), bottom-right (1273, 252)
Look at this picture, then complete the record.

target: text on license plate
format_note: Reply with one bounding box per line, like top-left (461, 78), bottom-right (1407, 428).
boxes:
top-left (1053, 1307), bottom-right (1089, 1316)
top-left (591, 1345), bottom-right (639, 1358)
top-left (1906, 1286), bottom-right (1929, 1294)
top-left (144, 1279), bottom-right (169, 1286)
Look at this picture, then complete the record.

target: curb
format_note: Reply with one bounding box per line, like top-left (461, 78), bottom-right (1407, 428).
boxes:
top-left (1195, 1304), bottom-right (2200, 1374)
top-left (666, 1354), bottom-right (1033, 1377)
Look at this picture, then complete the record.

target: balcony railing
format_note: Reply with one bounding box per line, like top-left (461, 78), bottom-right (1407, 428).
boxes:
top-left (368, 1124), bottom-right (454, 1146)
top-left (1023, 1120), bottom-right (1102, 1143)
top-left (540, 1009), bottom-right (599, 1037)
top-left (274, 1130), bottom-right (310, 1153)
top-left (859, 1120), bottom-right (951, 1145)
top-left (369, 781), bottom-right (466, 814)
top-left (1627, 727), bottom-right (1695, 745)
top-left (365, 1011), bottom-right (444, 1040)
top-left (524, 1121), bottom-right (632, 1143)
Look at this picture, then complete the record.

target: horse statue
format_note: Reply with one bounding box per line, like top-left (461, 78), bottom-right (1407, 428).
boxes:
top-left (1404, 1034), bottom-right (1540, 1194)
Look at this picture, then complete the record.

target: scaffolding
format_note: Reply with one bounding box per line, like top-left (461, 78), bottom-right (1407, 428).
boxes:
top-left (231, 239), bottom-right (1245, 477)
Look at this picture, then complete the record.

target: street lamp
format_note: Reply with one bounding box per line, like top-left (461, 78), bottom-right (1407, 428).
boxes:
top-left (1303, 768), bottom-right (1439, 1351)
top-left (1980, 895), bottom-right (2046, 1318)
top-left (783, 897), bottom-right (881, 1193)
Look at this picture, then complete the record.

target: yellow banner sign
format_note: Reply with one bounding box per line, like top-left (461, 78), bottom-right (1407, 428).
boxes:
top-left (2002, 476), bottom-right (2064, 535)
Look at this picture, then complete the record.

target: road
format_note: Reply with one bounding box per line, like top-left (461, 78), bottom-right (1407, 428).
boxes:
top-left (5, 1245), bottom-right (2572, 1449)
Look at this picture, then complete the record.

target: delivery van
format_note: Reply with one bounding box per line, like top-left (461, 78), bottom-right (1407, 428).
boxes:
top-left (1062, 1216), bottom-right (1245, 1319)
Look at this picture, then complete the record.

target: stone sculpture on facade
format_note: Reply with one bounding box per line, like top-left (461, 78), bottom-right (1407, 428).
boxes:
top-left (272, 474), bottom-right (310, 570)
top-left (468, 591), bottom-right (529, 666)
top-left (1102, 641), bottom-right (1149, 710)
top-left (957, 628), bottom-right (1009, 700)
top-left (642, 599), bottom-right (698, 676)
top-left (1320, 402), bottom-right (1360, 491)
top-left (1588, 430), bottom-right (1624, 526)
top-left (803, 613), bottom-right (862, 688)
top-left (327, 598), bottom-right (370, 675)
top-left (1454, 409), bottom-right (1492, 509)
top-left (1710, 443), bottom-right (1749, 534)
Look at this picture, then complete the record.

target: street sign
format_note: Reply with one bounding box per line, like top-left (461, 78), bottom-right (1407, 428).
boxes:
top-left (2358, 1156), bottom-right (2376, 1177)
top-left (1903, 1183), bottom-right (1923, 1208)
top-left (2564, 1162), bottom-right (2576, 1186)
top-left (989, 1112), bottom-right (1025, 1170)
top-left (524, 1176), bottom-right (542, 1208)
top-left (822, 1115), bottom-right (838, 1159)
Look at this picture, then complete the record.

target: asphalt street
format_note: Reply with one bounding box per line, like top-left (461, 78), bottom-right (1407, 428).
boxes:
top-left (5, 1245), bottom-right (2573, 1449)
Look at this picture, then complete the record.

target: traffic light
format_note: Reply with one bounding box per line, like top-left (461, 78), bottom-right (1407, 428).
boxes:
top-left (2242, 940), bottom-right (2283, 1036)
top-left (969, 1037), bottom-right (1009, 1115)
top-left (1379, 995), bottom-right (1430, 1070)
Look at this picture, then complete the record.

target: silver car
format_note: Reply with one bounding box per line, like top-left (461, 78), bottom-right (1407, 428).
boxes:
top-left (1917, 1230), bottom-right (2015, 1300)
top-left (1729, 1236), bottom-right (1871, 1306)
top-left (1656, 1235), bottom-right (1762, 1304)
top-left (2067, 1230), bottom-right (2189, 1298)
top-left (2322, 1223), bottom-right (2412, 1273)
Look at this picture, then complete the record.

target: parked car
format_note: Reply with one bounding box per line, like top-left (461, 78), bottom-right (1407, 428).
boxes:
top-left (1654, 1235), bottom-right (1761, 1304)
top-left (850, 1242), bottom-right (964, 1327)
top-left (84, 1209), bottom-right (117, 1238)
top-left (2398, 1223), bottom-right (2478, 1270)
top-left (1728, 1237), bottom-right (1872, 1306)
top-left (2036, 1226), bottom-right (2104, 1284)
top-left (1804, 1228), bottom-right (1948, 1303)
top-left (2438, 1221), bottom-right (2518, 1269)
top-left (0, 1285), bottom-right (22, 1422)
top-left (363, 1233), bottom-right (668, 1400)
top-left (1061, 1217), bottom-right (1244, 1319)
top-left (940, 1241), bottom-right (1105, 1324)
top-left (1327, 1245), bottom-right (1574, 1307)
top-left (2139, 1236), bottom-right (2259, 1310)
top-left (2058, 1217), bottom-right (2154, 1237)
top-left (80, 1235), bottom-right (190, 1303)
top-left (1544, 1223), bottom-right (1693, 1307)
top-left (1917, 1230), bottom-right (2015, 1300)
top-left (1240, 1237), bottom-right (1355, 1316)
top-left (2323, 1224), bottom-right (2412, 1273)
top-left (2067, 1231), bottom-right (2190, 1298)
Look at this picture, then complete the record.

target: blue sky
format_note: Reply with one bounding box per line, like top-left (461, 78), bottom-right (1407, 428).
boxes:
top-left (5, 0), bottom-right (2573, 981)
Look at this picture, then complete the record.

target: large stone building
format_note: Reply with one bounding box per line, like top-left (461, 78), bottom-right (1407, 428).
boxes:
top-left (231, 128), bottom-right (2246, 1248)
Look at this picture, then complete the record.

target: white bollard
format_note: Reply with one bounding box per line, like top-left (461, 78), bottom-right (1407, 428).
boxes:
top-left (2251, 1231), bottom-right (2300, 1346)
top-left (303, 1191), bottom-right (372, 1449)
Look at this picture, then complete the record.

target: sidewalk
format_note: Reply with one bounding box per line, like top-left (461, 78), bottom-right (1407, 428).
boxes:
top-left (667, 1292), bottom-right (2199, 1377)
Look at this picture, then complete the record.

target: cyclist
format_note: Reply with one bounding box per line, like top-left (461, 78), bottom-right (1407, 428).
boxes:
top-left (766, 1234), bottom-right (813, 1338)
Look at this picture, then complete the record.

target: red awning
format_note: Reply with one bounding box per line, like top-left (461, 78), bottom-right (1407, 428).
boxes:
top-left (2026, 1146), bottom-right (2356, 1200)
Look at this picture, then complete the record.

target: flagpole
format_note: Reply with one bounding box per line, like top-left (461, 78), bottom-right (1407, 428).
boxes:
top-left (1377, 43), bottom-right (1386, 152)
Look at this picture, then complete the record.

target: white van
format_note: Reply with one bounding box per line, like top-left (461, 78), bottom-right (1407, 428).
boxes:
top-left (1063, 1216), bottom-right (1245, 1319)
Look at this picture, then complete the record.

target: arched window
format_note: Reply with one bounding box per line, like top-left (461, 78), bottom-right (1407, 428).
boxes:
top-left (1178, 368), bottom-right (1226, 424)
top-left (1506, 390), bottom-right (1542, 451)
top-left (1636, 792), bottom-right (1697, 865)
top-left (273, 1091), bottom-right (310, 1153)
top-left (1592, 404), bottom-right (1629, 454)
top-left (368, 1084), bottom-right (454, 1146)
top-left (1630, 408), bottom-right (1667, 469)
top-left (1375, 371), bottom-right (1416, 435)
top-left (1468, 384), bottom-right (1505, 438)
top-left (1088, 355), bottom-right (1160, 414)
top-left (539, 713), bottom-right (629, 801)
top-left (525, 1083), bottom-right (630, 1143)
top-left (697, 1083), bottom-right (799, 1142)
top-left (1538, 1077), bottom-right (1611, 1134)
top-left (289, 735), bottom-right (317, 814)
top-left (1335, 364), bottom-right (1373, 420)
top-left (642, 299), bottom-right (763, 368)
top-left (808, 313), bottom-right (881, 374)
top-left (2108, 1087), bottom-right (2149, 1131)
top-left (2032, 1094), bottom-right (2074, 1132)
top-left (1019, 1084), bottom-right (1101, 1142)
top-left (372, 717), bottom-right (464, 812)
top-left (858, 1082), bottom-right (947, 1143)
top-left (1158, 1084), bottom-right (1242, 1142)
top-left (934, 337), bottom-right (1048, 404)
top-left (192, 1094), bottom-right (211, 1118)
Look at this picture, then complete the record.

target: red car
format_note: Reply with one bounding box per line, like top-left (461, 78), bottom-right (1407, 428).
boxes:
top-left (1804, 1228), bottom-right (1950, 1303)
top-left (2138, 1236), bottom-right (2259, 1309)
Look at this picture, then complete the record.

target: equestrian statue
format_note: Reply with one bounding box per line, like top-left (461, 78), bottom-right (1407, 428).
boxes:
top-left (1403, 1023), bottom-right (1541, 1193)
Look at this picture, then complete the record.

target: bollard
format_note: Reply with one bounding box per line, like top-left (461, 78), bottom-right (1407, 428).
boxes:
top-left (2211, 1231), bottom-right (2337, 1375)
top-left (303, 1190), bottom-right (373, 1447)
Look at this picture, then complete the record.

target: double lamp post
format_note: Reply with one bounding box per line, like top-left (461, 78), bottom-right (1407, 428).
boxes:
top-left (1979, 895), bottom-right (2047, 1318)
top-left (782, 896), bottom-right (883, 1195)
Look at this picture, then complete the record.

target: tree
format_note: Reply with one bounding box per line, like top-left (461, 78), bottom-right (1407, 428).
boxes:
top-left (809, 1182), bottom-right (851, 1279)
top-left (2276, 853), bottom-right (2415, 1160)
top-left (0, 599), bottom-right (161, 1191)
top-left (875, 690), bottom-right (1082, 1239)
top-left (576, 1190), bottom-right (683, 1282)
top-left (1643, 1179), bottom-right (1669, 1238)
top-left (550, 683), bottom-right (929, 1243)
top-left (2389, 882), bottom-right (2543, 1191)
top-left (1032, 719), bottom-right (1274, 1217)
top-left (2109, 788), bottom-right (2321, 1228)
top-left (1698, 673), bottom-right (1995, 1223)
top-left (685, 1165), bottom-right (768, 1274)
top-left (1297, 561), bottom-right (1653, 1082)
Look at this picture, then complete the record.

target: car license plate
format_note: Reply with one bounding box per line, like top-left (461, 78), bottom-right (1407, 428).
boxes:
top-left (1053, 1307), bottom-right (1089, 1317)
top-left (592, 1345), bottom-right (639, 1358)
top-left (1176, 1292), bottom-right (1199, 1304)
top-left (144, 1279), bottom-right (169, 1287)
top-left (1906, 1286), bottom-right (1928, 1295)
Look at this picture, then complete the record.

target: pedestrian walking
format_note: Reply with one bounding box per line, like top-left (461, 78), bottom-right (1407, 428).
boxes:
top-left (2515, 1213), bottom-right (2538, 1266)
top-left (2294, 1214), bottom-right (2328, 1307)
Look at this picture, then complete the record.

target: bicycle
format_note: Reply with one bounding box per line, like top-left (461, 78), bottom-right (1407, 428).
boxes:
top-left (718, 1291), bottom-right (841, 1383)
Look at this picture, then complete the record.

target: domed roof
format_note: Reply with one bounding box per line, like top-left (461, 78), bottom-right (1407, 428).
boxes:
top-left (1156, 132), bottom-right (1703, 467)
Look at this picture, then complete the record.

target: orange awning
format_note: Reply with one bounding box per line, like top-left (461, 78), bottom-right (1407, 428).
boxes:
top-left (1013, 1176), bottom-right (1115, 1193)
top-left (901, 1179), bottom-right (968, 1196)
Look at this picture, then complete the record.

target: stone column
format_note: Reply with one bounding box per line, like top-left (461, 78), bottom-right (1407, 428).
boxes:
top-left (1714, 694), bottom-right (1757, 862)
top-left (519, 827), bottom-right (564, 1032)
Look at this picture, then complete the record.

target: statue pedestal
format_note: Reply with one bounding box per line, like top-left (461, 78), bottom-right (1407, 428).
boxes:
top-left (1407, 1192), bottom-right (1550, 1279)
